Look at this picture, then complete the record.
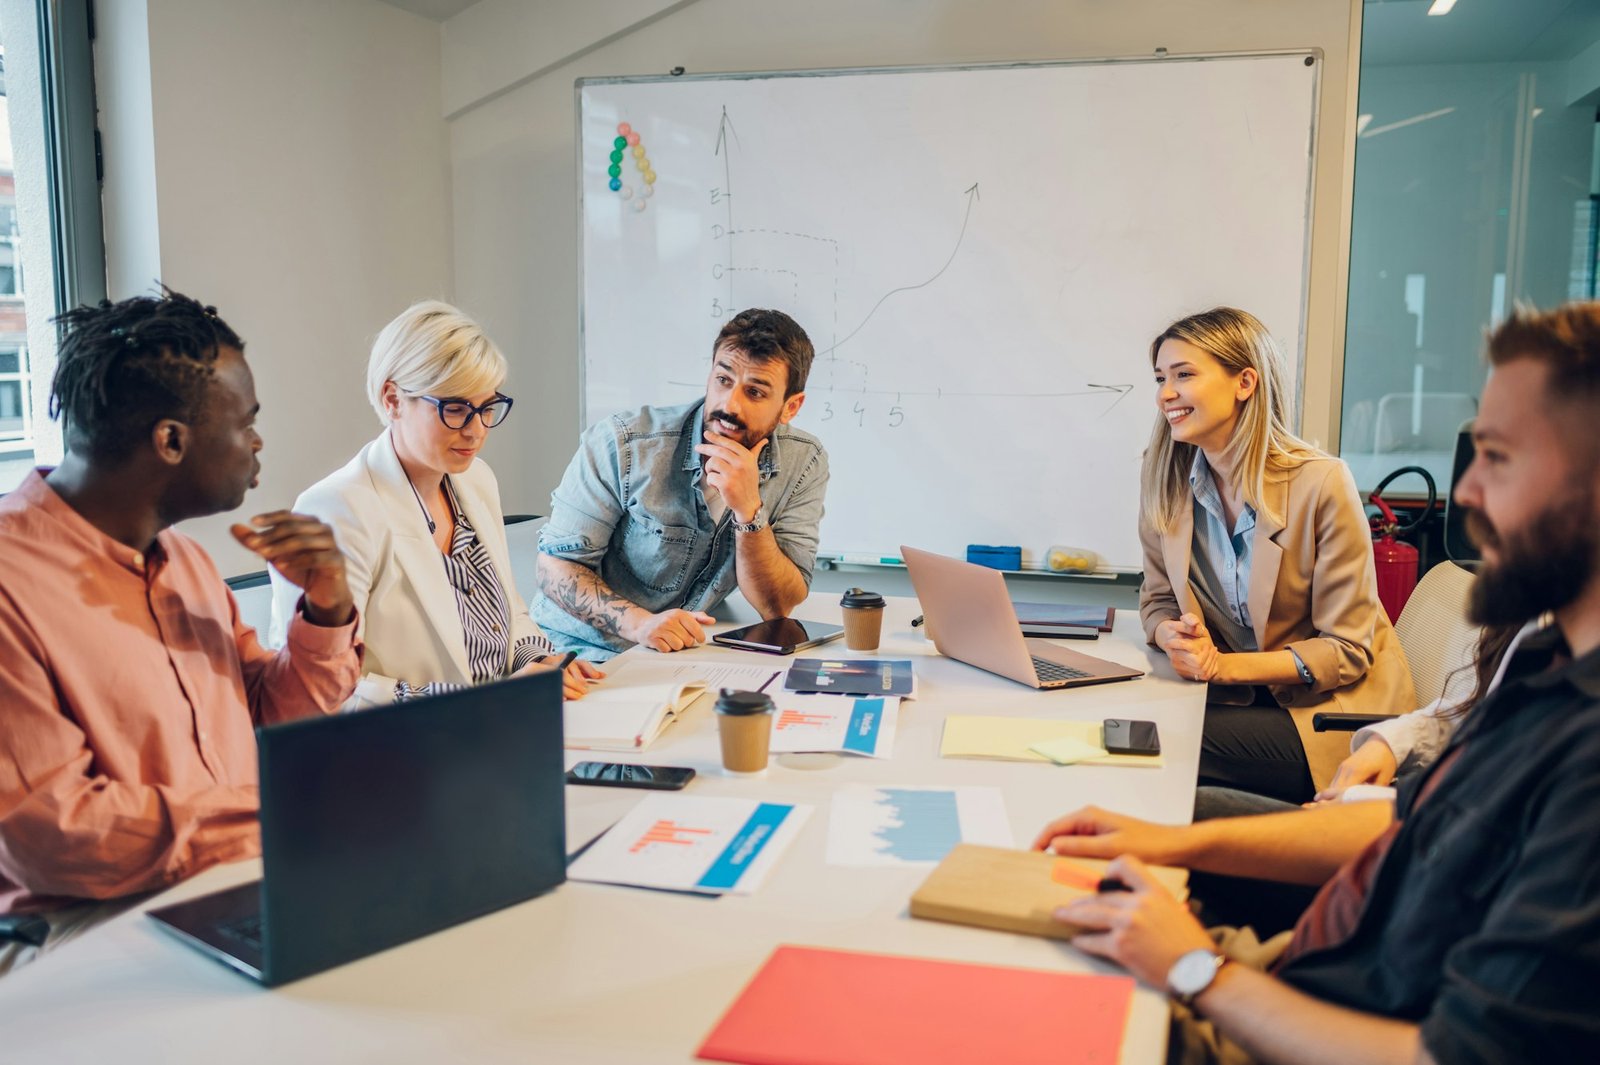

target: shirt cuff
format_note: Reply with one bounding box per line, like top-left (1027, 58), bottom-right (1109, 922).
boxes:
top-left (286, 595), bottom-right (361, 655)
top-left (512, 633), bottom-right (558, 672)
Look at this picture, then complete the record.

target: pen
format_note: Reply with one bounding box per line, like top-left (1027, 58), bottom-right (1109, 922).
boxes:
top-left (535, 650), bottom-right (580, 671)
top-left (911, 614), bottom-right (925, 628)
top-left (1096, 877), bottom-right (1133, 893)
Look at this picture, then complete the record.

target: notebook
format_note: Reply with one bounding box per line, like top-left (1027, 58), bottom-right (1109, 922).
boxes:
top-left (564, 660), bottom-right (780, 750)
top-left (910, 843), bottom-right (1189, 940)
top-left (696, 945), bottom-right (1133, 1065)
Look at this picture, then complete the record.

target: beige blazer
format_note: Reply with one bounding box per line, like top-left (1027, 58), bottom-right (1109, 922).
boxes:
top-left (1139, 456), bottom-right (1417, 790)
top-left (268, 429), bottom-right (544, 709)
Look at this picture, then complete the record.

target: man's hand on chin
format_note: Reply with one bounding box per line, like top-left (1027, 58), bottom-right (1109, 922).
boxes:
top-left (696, 434), bottom-right (768, 522)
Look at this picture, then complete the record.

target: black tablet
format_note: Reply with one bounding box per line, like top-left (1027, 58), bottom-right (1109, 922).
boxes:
top-left (711, 618), bottom-right (846, 655)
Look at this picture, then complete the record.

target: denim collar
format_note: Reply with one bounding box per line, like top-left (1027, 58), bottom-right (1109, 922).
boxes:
top-left (680, 400), bottom-right (782, 481)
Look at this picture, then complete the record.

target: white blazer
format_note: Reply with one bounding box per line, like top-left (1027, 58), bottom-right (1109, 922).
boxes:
top-left (268, 428), bottom-right (543, 709)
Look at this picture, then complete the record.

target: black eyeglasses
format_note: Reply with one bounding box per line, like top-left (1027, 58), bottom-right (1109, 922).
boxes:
top-left (412, 392), bottom-right (514, 429)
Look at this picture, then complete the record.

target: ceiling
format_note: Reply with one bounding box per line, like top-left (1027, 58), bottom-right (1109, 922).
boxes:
top-left (375, 0), bottom-right (481, 20)
top-left (1362, 0), bottom-right (1600, 65)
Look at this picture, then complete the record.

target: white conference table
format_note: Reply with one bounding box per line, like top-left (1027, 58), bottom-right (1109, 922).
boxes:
top-left (0, 592), bottom-right (1205, 1065)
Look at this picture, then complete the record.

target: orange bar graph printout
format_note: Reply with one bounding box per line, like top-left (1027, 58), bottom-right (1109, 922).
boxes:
top-left (631, 819), bottom-right (715, 854)
top-left (775, 709), bottom-right (833, 730)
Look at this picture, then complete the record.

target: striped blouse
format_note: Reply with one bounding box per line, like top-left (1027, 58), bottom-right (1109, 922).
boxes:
top-left (394, 477), bottom-right (554, 700)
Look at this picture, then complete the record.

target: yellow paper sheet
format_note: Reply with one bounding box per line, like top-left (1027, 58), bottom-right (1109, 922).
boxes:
top-left (1028, 735), bottom-right (1107, 765)
top-left (940, 715), bottom-right (1164, 768)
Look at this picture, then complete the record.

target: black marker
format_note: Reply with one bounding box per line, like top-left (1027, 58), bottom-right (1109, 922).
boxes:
top-left (1096, 877), bottom-right (1133, 894)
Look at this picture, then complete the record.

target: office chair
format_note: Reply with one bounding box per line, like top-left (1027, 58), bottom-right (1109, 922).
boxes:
top-left (1312, 560), bottom-right (1479, 732)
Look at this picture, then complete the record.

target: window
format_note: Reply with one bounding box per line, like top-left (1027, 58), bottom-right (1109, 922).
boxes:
top-left (0, 1), bottom-right (106, 492)
top-left (1341, 0), bottom-right (1600, 493)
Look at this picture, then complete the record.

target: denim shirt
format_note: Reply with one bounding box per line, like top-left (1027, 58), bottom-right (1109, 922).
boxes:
top-left (532, 399), bottom-right (829, 658)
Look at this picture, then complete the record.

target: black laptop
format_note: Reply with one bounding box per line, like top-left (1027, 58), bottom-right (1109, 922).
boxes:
top-left (148, 670), bottom-right (566, 986)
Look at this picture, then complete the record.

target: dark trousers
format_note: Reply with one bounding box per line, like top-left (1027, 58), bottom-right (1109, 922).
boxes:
top-left (1198, 693), bottom-right (1315, 806)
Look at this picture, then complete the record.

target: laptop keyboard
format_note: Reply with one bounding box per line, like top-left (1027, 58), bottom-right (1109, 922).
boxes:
top-left (220, 913), bottom-right (264, 949)
top-left (1032, 656), bottom-right (1091, 684)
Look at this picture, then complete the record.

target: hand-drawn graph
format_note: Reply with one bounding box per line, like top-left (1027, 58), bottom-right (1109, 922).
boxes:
top-left (580, 58), bottom-right (1317, 570)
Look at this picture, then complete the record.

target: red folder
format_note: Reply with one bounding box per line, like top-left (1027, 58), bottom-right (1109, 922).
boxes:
top-left (696, 945), bottom-right (1134, 1065)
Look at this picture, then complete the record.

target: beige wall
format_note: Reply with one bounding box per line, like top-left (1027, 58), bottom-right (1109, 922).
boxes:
top-left (97, 0), bottom-right (453, 576)
top-left (447, 0), bottom-right (1364, 522)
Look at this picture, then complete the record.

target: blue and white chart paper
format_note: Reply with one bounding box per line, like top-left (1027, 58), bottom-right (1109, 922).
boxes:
top-left (825, 785), bottom-right (1011, 867)
top-left (568, 794), bottom-right (811, 895)
top-left (768, 695), bottom-right (900, 758)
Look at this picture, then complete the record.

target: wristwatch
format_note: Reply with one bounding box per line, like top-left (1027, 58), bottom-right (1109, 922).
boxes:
top-left (1167, 948), bottom-right (1226, 1006)
top-left (731, 506), bottom-right (768, 534)
top-left (1290, 648), bottom-right (1316, 688)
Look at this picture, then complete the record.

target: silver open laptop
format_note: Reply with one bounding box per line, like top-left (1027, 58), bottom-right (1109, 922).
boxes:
top-left (901, 545), bottom-right (1144, 690)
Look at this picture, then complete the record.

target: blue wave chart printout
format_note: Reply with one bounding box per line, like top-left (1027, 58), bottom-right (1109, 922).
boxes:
top-left (826, 785), bottom-right (1012, 867)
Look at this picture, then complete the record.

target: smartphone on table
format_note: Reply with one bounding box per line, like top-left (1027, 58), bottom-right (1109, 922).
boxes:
top-left (565, 762), bottom-right (696, 790)
top-left (1102, 719), bottom-right (1161, 756)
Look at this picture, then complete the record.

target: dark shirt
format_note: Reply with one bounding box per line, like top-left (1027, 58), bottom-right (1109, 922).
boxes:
top-left (1275, 625), bottom-right (1600, 1063)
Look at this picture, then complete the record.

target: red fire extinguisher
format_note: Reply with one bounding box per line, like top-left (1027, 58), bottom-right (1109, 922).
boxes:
top-left (1369, 466), bottom-right (1436, 624)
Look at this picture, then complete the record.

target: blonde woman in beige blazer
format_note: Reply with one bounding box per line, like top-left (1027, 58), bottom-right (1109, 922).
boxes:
top-left (1140, 308), bottom-right (1415, 800)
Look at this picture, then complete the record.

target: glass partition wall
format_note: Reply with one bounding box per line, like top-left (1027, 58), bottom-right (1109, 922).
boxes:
top-left (1342, 0), bottom-right (1600, 494)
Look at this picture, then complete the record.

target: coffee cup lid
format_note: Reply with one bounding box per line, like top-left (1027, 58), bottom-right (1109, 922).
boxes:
top-left (840, 587), bottom-right (886, 609)
top-left (714, 688), bottom-right (775, 715)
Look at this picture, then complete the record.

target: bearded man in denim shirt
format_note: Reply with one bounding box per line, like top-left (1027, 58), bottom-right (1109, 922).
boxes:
top-left (533, 309), bottom-right (829, 659)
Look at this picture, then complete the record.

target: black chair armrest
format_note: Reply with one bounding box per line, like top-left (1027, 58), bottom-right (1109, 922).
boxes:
top-left (1312, 712), bottom-right (1396, 733)
top-left (503, 514), bottom-right (543, 526)
top-left (224, 570), bottom-right (271, 591)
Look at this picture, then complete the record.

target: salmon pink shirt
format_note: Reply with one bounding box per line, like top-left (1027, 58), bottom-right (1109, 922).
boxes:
top-left (0, 470), bottom-right (362, 914)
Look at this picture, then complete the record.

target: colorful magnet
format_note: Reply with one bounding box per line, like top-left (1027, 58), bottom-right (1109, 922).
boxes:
top-left (613, 135), bottom-right (627, 150)
top-left (608, 177), bottom-right (621, 192)
top-left (633, 198), bottom-right (647, 211)
top-left (640, 183), bottom-right (654, 198)
top-left (625, 132), bottom-right (640, 146)
top-left (617, 122), bottom-right (633, 136)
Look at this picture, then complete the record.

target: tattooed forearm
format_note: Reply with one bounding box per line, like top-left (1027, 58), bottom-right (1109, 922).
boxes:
top-left (537, 555), bottom-right (642, 640)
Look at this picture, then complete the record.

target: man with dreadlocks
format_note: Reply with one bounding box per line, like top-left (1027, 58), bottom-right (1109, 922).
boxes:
top-left (0, 290), bottom-right (362, 976)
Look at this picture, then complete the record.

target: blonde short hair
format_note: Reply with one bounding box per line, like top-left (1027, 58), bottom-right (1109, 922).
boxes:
top-left (366, 300), bottom-right (507, 424)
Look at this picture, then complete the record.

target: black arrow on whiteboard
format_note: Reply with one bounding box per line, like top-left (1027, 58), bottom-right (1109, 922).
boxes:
top-left (819, 182), bottom-right (980, 357)
top-left (714, 106), bottom-right (738, 310)
top-left (1086, 382), bottom-right (1136, 415)
top-left (714, 106), bottom-right (739, 156)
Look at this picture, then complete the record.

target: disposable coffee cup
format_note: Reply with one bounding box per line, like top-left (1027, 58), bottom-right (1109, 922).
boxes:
top-left (714, 689), bottom-right (775, 774)
top-left (840, 588), bottom-right (887, 651)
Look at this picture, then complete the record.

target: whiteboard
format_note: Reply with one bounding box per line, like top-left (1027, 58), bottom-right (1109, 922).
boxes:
top-left (578, 55), bottom-right (1318, 572)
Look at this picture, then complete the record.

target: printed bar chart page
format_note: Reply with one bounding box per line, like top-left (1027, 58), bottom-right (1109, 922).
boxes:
top-left (569, 794), bottom-right (811, 894)
top-left (826, 785), bottom-right (1011, 867)
top-left (768, 694), bottom-right (900, 757)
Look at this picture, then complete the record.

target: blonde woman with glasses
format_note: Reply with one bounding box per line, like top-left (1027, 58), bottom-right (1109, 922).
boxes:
top-left (1140, 307), bottom-right (1414, 803)
top-left (269, 301), bottom-right (602, 706)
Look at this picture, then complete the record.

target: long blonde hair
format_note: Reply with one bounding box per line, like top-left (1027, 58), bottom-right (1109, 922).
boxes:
top-left (1140, 307), bottom-right (1320, 534)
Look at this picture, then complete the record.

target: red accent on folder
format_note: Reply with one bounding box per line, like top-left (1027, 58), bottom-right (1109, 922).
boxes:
top-left (696, 945), bottom-right (1134, 1065)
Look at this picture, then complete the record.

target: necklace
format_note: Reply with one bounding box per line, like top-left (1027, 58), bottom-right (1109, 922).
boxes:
top-left (405, 472), bottom-right (438, 535)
